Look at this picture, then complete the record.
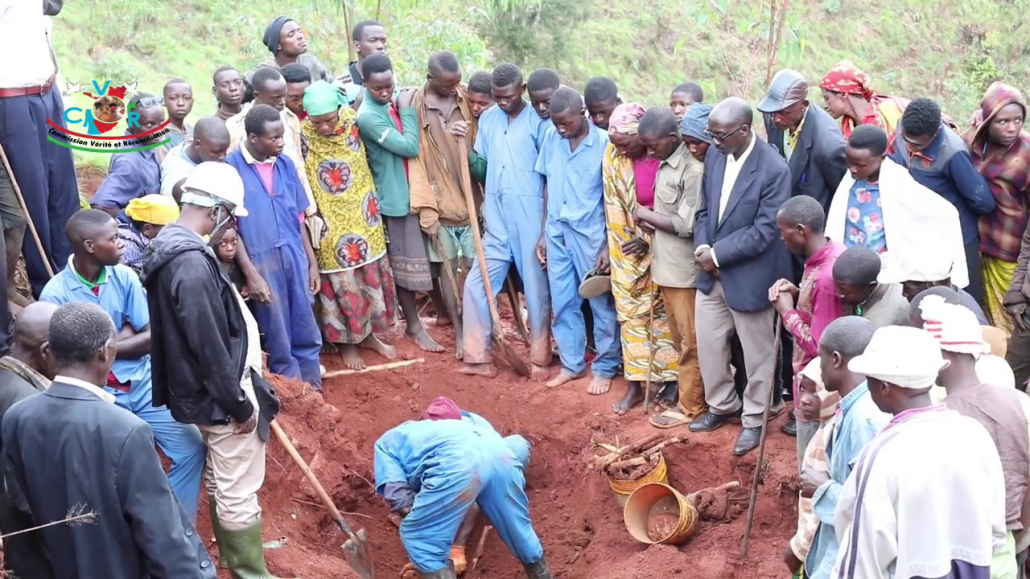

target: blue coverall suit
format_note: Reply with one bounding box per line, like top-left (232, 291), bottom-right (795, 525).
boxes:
top-left (374, 419), bottom-right (544, 573)
top-left (534, 125), bottom-right (621, 379)
top-left (226, 149), bottom-right (322, 389)
top-left (40, 259), bottom-right (206, 521)
top-left (461, 105), bottom-right (552, 367)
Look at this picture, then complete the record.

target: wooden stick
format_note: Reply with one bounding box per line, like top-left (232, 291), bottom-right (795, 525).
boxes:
top-left (740, 315), bottom-right (781, 557)
top-left (608, 456), bottom-right (648, 470)
top-left (685, 481), bottom-right (740, 504)
top-left (639, 436), bottom-right (685, 456)
top-left (505, 272), bottom-right (530, 344)
top-left (0, 143), bottom-right (54, 278)
top-left (643, 287), bottom-right (656, 415)
top-left (322, 358), bottom-right (423, 378)
top-left (596, 433), bottom-right (664, 467)
top-left (471, 525), bottom-right (492, 570)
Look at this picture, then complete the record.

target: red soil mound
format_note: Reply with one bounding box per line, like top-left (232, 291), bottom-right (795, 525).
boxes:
top-left (199, 320), bottom-right (799, 578)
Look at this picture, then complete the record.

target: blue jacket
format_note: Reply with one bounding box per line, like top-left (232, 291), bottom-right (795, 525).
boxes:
top-left (3, 381), bottom-right (214, 578)
top-left (892, 124), bottom-right (995, 243)
top-left (694, 135), bottom-right (793, 312)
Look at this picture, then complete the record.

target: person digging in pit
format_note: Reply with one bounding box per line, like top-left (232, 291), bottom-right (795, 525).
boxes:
top-left (375, 397), bottom-right (551, 579)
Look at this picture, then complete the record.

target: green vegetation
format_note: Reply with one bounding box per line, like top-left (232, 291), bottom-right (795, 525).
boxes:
top-left (53, 0), bottom-right (1030, 170)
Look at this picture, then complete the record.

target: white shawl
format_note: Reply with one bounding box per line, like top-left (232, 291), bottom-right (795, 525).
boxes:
top-left (826, 158), bottom-right (969, 289)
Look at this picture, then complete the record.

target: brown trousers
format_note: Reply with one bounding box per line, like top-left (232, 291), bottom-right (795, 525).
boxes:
top-left (661, 286), bottom-right (707, 418)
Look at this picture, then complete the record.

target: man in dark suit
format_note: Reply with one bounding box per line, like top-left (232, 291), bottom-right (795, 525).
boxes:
top-left (690, 97), bottom-right (793, 455)
top-left (2, 302), bottom-right (214, 579)
top-left (0, 302), bottom-right (58, 579)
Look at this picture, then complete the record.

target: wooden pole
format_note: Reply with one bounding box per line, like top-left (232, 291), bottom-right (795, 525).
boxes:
top-left (0, 143), bottom-right (54, 279)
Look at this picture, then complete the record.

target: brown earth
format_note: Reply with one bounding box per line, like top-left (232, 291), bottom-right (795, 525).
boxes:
top-left (199, 318), bottom-right (799, 579)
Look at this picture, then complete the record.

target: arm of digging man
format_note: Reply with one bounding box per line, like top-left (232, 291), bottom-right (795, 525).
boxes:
top-left (118, 422), bottom-right (203, 577)
top-left (233, 237), bottom-right (271, 303)
top-left (710, 164), bottom-right (791, 269)
top-left (172, 267), bottom-right (254, 424)
top-left (373, 432), bottom-right (415, 513)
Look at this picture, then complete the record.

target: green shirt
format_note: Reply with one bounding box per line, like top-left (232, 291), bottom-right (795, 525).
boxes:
top-left (356, 99), bottom-right (420, 218)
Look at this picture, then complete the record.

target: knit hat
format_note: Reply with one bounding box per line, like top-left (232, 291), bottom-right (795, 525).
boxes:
top-left (421, 396), bottom-right (461, 421)
top-left (848, 325), bottom-right (950, 388)
top-left (919, 295), bottom-right (991, 356)
top-left (262, 16), bottom-right (292, 54)
top-left (680, 103), bottom-right (713, 144)
top-left (124, 194), bottom-right (180, 225)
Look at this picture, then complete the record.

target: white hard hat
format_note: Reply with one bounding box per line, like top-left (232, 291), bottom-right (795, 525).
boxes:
top-left (182, 162), bottom-right (248, 217)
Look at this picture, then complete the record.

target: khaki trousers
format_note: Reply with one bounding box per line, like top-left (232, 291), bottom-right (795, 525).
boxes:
top-left (695, 281), bottom-right (778, 428)
top-left (660, 286), bottom-right (707, 418)
top-left (198, 373), bottom-right (265, 531)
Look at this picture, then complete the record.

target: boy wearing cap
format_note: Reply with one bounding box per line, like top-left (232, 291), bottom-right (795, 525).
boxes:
top-left (832, 325), bottom-right (1006, 578)
top-left (142, 162), bottom-right (289, 578)
top-left (119, 194), bottom-right (180, 275)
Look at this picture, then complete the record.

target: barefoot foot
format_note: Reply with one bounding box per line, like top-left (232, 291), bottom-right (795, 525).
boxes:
top-left (587, 375), bottom-right (614, 395)
top-left (612, 383), bottom-right (643, 414)
top-left (321, 342), bottom-right (339, 355)
top-left (454, 336), bottom-right (464, 360)
top-left (530, 364), bottom-right (549, 382)
top-left (408, 327), bottom-right (445, 353)
top-left (358, 335), bottom-right (397, 360)
top-left (340, 345), bottom-right (366, 370)
top-left (545, 369), bottom-right (581, 388)
top-left (460, 363), bottom-right (498, 377)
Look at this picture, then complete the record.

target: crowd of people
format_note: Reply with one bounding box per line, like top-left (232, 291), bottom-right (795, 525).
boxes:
top-left (4, 0), bottom-right (1030, 577)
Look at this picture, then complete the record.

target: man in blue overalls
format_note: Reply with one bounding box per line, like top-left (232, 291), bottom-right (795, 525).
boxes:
top-left (39, 209), bottom-right (206, 522)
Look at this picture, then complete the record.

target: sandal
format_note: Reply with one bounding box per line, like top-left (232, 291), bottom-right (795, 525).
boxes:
top-left (649, 409), bottom-right (692, 429)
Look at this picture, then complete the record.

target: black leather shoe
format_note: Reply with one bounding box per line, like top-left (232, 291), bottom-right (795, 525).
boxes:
top-left (733, 427), bottom-right (762, 455)
top-left (688, 410), bottom-right (736, 433)
top-left (781, 416), bottom-right (797, 437)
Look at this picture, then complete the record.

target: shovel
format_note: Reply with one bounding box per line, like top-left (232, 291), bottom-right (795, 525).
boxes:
top-left (271, 421), bottom-right (375, 578)
top-left (428, 234), bottom-right (464, 359)
top-left (457, 136), bottom-right (530, 378)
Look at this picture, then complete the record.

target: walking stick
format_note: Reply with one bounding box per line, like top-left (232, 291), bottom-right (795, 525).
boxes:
top-left (740, 313), bottom-right (782, 557)
top-left (643, 286), bottom-right (657, 415)
top-left (0, 143), bottom-right (54, 279)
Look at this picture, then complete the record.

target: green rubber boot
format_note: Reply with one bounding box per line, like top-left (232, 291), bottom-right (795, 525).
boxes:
top-left (207, 497), bottom-right (228, 569)
top-left (220, 518), bottom-right (294, 579)
top-left (524, 557), bottom-right (553, 579)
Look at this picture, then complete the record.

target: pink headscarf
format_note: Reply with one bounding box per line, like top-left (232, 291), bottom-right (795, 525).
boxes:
top-left (420, 396), bottom-right (462, 421)
top-left (608, 103), bottom-right (647, 135)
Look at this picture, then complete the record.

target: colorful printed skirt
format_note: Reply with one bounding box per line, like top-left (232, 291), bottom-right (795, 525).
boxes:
top-left (318, 254), bottom-right (398, 345)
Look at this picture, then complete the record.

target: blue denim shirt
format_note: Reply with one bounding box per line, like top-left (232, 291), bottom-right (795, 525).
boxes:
top-left (806, 383), bottom-right (891, 578)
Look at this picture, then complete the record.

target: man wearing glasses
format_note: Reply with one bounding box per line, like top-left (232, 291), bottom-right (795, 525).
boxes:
top-left (892, 97), bottom-right (994, 306)
top-left (688, 97), bottom-right (793, 455)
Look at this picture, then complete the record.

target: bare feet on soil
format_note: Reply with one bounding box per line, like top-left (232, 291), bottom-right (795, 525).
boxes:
top-left (460, 363), bottom-right (498, 378)
top-left (358, 334), bottom-right (397, 360)
top-left (612, 384), bottom-right (642, 414)
top-left (321, 342), bottom-right (339, 355)
top-left (408, 327), bottom-right (445, 353)
top-left (340, 345), bottom-right (366, 370)
top-left (545, 369), bottom-right (581, 388)
top-left (530, 364), bottom-right (549, 382)
top-left (587, 375), bottom-right (614, 395)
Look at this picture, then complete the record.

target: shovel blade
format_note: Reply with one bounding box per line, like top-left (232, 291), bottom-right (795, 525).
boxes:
top-left (341, 527), bottom-right (375, 579)
top-left (493, 332), bottom-right (530, 377)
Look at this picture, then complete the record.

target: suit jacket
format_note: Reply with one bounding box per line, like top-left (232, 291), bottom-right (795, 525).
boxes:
top-left (764, 105), bottom-right (847, 213)
top-left (694, 135), bottom-right (793, 312)
top-left (3, 381), bottom-right (214, 579)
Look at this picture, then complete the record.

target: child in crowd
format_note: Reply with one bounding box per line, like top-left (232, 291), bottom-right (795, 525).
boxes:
top-left (212, 226), bottom-right (248, 298)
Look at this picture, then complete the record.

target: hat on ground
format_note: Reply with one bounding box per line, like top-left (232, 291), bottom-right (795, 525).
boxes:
top-left (919, 295), bottom-right (991, 356)
top-left (181, 162), bottom-right (248, 217)
top-left (757, 70), bottom-right (809, 114)
top-left (578, 268), bottom-right (611, 299)
top-left (848, 325), bottom-right (949, 389)
top-left (680, 103), bottom-right (713, 144)
top-left (421, 396), bottom-right (462, 421)
top-left (124, 194), bottom-right (180, 225)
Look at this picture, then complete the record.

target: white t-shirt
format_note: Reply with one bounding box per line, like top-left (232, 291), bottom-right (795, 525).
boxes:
top-left (0, 0), bottom-right (56, 88)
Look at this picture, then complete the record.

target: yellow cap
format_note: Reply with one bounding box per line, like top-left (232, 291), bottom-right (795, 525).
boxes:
top-left (125, 194), bottom-right (180, 225)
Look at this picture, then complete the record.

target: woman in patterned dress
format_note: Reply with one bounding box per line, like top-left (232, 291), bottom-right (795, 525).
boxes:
top-left (602, 103), bottom-right (680, 414)
top-left (301, 81), bottom-right (399, 369)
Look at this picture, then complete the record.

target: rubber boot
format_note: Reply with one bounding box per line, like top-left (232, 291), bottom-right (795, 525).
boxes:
top-left (207, 497), bottom-right (228, 568)
top-left (220, 518), bottom-right (294, 579)
top-left (420, 562), bottom-right (458, 579)
top-left (524, 557), bottom-right (553, 579)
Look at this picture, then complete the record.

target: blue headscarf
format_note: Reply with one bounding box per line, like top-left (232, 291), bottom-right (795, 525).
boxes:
top-left (680, 103), bottom-right (713, 144)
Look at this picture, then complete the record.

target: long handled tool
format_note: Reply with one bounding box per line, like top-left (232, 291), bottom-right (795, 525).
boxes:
top-left (505, 272), bottom-right (530, 344)
top-left (457, 136), bottom-right (530, 377)
top-left (428, 235), bottom-right (464, 359)
top-left (271, 421), bottom-right (375, 578)
top-left (0, 143), bottom-right (54, 279)
top-left (740, 314), bottom-right (782, 557)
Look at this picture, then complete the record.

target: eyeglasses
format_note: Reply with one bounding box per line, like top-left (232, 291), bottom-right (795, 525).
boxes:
top-left (131, 96), bottom-right (164, 108)
top-left (704, 125), bottom-right (746, 142)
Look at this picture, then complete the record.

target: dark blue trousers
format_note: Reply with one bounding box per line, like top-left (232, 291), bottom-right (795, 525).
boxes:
top-left (0, 89), bottom-right (78, 295)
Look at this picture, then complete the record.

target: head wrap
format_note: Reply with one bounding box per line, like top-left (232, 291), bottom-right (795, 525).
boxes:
top-left (124, 194), bottom-right (180, 225)
top-left (608, 103), bottom-right (646, 136)
top-left (848, 325), bottom-right (950, 389)
top-left (262, 16), bottom-right (292, 54)
top-left (420, 396), bottom-right (462, 421)
top-left (680, 103), bottom-right (713, 143)
top-left (919, 296), bottom-right (991, 356)
top-left (820, 61), bottom-right (876, 101)
top-left (964, 81), bottom-right (1028, 148)
top-left (303, 81), bottom-right (346, 117)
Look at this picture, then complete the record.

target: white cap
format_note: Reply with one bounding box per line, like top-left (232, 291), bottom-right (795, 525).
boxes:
top-left (919, 295), bottom-right (991, 356)
top-left (181, 162), bottom-right (248, 217)
top-left (848, 325), bottom-right (950, 389)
